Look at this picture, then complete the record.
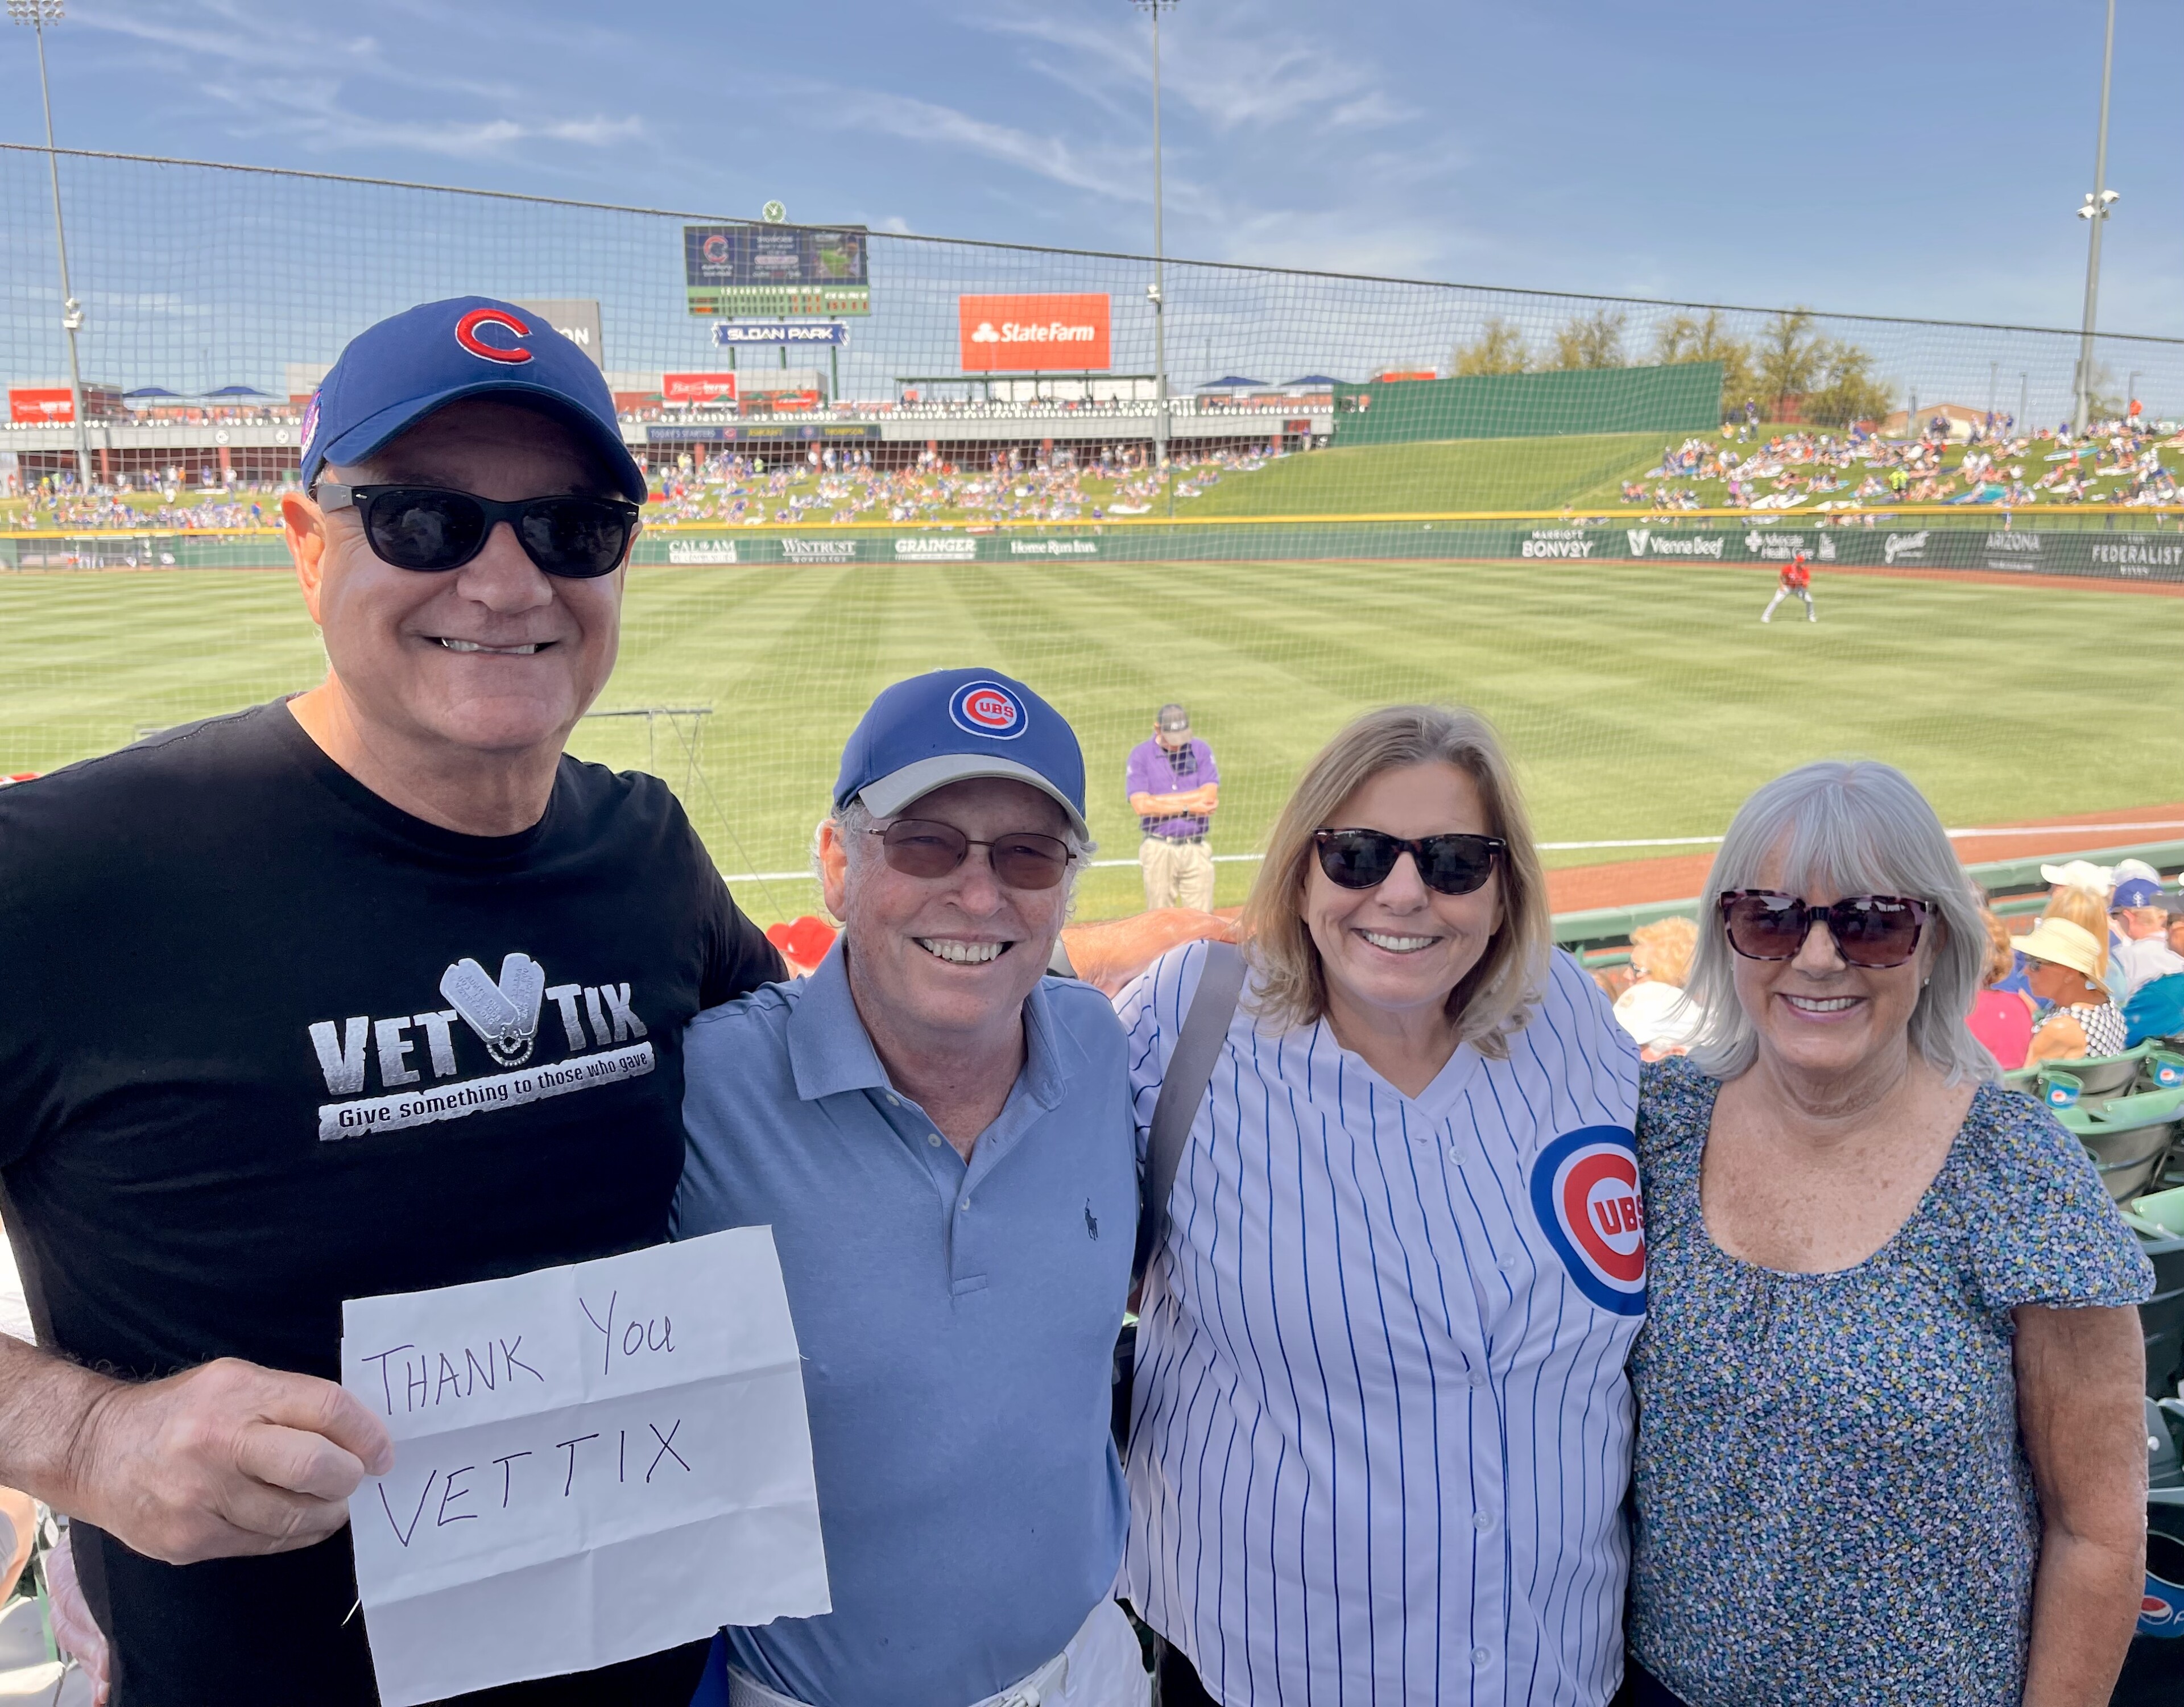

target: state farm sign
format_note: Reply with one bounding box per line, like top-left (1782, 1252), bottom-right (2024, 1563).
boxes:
top-left (9, 386), bottom-right (75, 424)
top-left (958, 294), bottom-right (1111, 372)
top-left (661, 372), bottom-right (738, 404)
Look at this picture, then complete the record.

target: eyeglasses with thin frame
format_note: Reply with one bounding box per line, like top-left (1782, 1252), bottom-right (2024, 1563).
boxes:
top-left (1312, 828), bottom-right (1505, 898)
top-left (313, 481), bottom-right (640, 578)
top-left (867, 819), bottom-right (1074, 891)
top-left (1717, 888), bottom-right (1933, 969)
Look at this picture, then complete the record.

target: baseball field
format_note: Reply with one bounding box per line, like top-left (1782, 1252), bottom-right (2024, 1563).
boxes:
top-left (2, 552), bottom-right (2177, 927)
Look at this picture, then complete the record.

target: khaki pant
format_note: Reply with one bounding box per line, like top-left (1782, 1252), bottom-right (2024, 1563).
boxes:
top-left (1140, 836), bottom-right (1215, 911)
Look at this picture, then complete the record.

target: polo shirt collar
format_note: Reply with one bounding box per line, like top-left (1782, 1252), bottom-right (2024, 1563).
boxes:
top-left (786, 937), bottom-right (1081, 1111)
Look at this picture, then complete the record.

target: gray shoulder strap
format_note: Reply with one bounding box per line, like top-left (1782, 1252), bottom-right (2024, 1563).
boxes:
top-left (1135, 940), bottom-right (1246, 1283)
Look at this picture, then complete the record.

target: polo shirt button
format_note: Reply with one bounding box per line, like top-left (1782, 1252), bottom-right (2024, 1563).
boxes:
top-left (959, 1199), bottom-right (971, 1214)
top-left (1471, 1647), bottom-right (1490, 1667)
top-left (927, 1133), bottom-right (943, 1147)
top-left (1472, 1511), bottom-right (1492, 1532)
top-left (887, 1094), bottom-right (901, 1106)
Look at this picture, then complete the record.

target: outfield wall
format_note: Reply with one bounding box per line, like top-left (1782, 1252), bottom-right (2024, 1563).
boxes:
top-left (8, 520), bottom-right (2183, 584)
top-left (1331, 363), bottom-right (1725, 445)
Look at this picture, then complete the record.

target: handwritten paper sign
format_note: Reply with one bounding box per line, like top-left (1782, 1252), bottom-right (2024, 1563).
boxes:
top-left (341, 1228), bottom-right (829, 1706)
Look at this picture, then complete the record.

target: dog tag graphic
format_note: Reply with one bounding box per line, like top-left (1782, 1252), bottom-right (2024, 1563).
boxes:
top-left (441, 954), bottom-right (546, 1067)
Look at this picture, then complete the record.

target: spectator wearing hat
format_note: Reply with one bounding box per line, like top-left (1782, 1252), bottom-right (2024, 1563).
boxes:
top-left (2021, 917), bottom-right (2128, 1064)
top-left (677, 669), bottom-right (1147, 1707)
top-left (1126, 704), bottom-right (1219, 912)
top-left (1614, 915), bottom-right (1703, 1059)
top-left (0, 296), bottom-right (783, 1704)
top-left (2111, 874), bottom-right (2184, 998)
top-left (2123, 895), bottom-right (2184, 1045)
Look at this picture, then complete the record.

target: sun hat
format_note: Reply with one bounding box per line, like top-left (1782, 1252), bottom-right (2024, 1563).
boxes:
top-left (1612, 979), bottom-right (1701, 1051)
top-left (2040, 858), bottom-right (2116, 894)
top-left (2013, 917), bottom-right (2106, 982)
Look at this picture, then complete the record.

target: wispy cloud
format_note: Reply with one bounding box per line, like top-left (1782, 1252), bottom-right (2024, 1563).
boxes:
top-left (68, 0), bottom-right (648, 160)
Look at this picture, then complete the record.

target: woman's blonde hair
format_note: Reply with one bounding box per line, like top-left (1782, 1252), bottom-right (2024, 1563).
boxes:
top-left (1976, 903), bottom-right (2017, 988)
top-left (1239, 705), bottom-right (1552, 1056)
top-left (1628, 915), bottom-right (1699, 987)
top-left (2041, 885), bottom-right (2112, 977)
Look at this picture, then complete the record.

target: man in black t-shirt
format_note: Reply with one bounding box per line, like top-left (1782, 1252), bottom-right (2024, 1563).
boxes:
top-left (0, 297), bottom-right (781, 1705)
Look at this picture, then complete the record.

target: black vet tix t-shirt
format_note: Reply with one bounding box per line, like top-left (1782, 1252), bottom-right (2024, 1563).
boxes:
top-left (0, 702), bottom-right (783, 1706)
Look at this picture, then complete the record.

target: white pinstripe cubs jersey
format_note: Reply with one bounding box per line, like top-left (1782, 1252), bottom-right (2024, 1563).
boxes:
top-left (1118, 941), bottom-right (1644, 1707)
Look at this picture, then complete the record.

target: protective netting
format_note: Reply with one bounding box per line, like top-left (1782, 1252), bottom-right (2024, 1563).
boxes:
top-left (2, 147), bottom-right (2182, 923)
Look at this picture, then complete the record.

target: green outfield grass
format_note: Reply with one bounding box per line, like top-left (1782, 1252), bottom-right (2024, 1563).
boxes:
top-left (2, 556), bottom-right (2177, 927)
top-left (1180, 432), bottom-right (1662, 516)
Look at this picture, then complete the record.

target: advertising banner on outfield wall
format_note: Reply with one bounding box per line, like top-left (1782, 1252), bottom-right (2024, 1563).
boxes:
top-left (10, 524), bottom-right (2181, 585)
top-left (958, 294), bottom-right (1111, 372)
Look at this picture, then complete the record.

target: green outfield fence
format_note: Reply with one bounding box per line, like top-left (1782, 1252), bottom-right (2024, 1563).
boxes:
top-left (9, 518), bottom-right (2183, 584)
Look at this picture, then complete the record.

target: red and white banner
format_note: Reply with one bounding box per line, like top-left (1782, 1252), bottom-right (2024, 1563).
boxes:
top-left (9, 386), bottom-right (75, 424)
top-left (661, 373), bottom-right (738, 404)
top-left (957, 294), bottom-right (1111, 372)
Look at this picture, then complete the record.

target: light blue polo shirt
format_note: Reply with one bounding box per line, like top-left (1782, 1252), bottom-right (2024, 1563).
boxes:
top-left (673, 943), bottom-right (1136, 1707)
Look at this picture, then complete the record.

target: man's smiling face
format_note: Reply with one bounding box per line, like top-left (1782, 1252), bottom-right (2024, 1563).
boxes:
top-left (307, 397), bottom-right (627, 759)
top-left (827, 778), bottom-right (1072, 1047)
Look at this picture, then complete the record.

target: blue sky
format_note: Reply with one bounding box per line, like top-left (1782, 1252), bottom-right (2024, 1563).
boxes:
top-left (5, 0), bottom-right (2179, 343)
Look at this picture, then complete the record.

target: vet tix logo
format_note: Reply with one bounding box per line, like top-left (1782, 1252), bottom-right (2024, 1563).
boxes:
top-left (307, 951), bottom-right (652, 1142)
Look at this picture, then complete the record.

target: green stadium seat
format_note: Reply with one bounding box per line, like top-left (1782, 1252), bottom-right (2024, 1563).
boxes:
top-left (2058, 1087), bottom-right (2184, 1203)
top-left (2128, 1192), bottom-right (2184, 1400)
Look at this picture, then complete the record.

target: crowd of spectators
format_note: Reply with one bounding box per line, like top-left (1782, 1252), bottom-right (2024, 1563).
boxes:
top-left (646, 443), bottom-right (1277, 529)
top-left (1624, 411), bottom-right (2183, 512)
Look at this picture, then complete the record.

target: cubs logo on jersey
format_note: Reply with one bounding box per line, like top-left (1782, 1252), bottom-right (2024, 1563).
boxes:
top-left (948, 680), bottom-right (1027, 739)
top-left (1530, 1124), bottom-right (1646, 1316)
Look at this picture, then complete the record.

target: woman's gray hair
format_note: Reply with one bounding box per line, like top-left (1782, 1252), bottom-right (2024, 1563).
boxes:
top-left (1682, 759), bottom-right (1996, 1084)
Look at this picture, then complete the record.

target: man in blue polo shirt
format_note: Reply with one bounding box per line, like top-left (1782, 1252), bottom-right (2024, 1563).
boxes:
top-left (675, 668), bottom-right (1147, 1707)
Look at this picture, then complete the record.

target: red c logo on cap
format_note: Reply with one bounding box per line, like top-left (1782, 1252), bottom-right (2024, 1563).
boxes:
top-left (454, 308), bottom-right (533, 365)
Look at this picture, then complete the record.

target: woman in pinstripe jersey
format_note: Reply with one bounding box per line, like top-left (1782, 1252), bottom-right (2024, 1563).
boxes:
top-left (1117, 706), bottom-right (1644, 1707)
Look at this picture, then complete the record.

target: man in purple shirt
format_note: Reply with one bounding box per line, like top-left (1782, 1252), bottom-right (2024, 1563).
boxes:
top-left (1125, 702), bottom-right (1219, 911)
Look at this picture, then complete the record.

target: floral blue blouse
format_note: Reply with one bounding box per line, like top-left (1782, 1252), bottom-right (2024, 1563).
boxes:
top-left (1628, 1057), bottom-right (2153, 1707)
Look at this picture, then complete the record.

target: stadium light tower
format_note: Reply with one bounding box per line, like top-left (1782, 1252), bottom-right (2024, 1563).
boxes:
top-left (2070, 0), bottom-right (2119, 435)
top-left (1131, 0), bottom-right (1176, 497)
top-left (9, 0), bottom-right (90, 492)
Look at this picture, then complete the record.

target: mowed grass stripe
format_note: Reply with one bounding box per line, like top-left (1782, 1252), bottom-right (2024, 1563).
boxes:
top-left (3, 559), bottom-right (2177, 924)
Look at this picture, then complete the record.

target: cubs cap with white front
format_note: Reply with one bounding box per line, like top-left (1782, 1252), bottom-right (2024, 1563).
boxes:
top-left (299, 295), bottom-right (647, 503)
top-left (834, 668), bottom-right (1090, 841)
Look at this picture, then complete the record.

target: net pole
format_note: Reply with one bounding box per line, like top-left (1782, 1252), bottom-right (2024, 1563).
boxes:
top-left (20, 7), bottom-right (89, 491)
top-left (2073, 0), bottom-right (2116, 432)
top-left (1139, 0), bottom-right (1172, 495)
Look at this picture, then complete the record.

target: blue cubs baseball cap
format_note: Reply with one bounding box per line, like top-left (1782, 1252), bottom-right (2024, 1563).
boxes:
top-left (299, 295), bottom-right (647, 503)
top-left (834, 668), bottom-right (1089, 841)
top-left (2113, 877), bottom-right (2166, 910)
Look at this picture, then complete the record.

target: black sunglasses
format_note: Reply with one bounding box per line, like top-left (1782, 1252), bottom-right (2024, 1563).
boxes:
top-left (1718, 889), bottom-right (1933, 969)
top-left (315, 482), bottom-right (640, 578)
top-left (868, 819), bottom-right (1074, 891)
top-left (1312, 828), bottom-right (1505, 898)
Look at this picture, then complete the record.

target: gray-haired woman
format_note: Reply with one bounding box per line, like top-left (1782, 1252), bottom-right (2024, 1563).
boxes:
top-left (1626, 760), bottom-right (2153, 1707)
